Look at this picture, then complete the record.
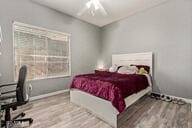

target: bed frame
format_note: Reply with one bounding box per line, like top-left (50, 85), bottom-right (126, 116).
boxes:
top-left (70, 52), bottom-right (153, 128)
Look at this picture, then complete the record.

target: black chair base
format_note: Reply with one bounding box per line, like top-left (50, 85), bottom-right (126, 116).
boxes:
top-left (14, 118), bottom-right (33, 125)
top-left (1, 112), bottom-right (33, 127)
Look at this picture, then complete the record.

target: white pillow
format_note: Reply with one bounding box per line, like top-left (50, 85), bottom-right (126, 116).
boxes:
top-left (109, 65), bottom-right (118, 72)
top-left (117, 66), bottom-right (138, 74)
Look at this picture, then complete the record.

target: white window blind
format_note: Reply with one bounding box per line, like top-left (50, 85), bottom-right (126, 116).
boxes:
top-left (13, 22), bottom-right (71, 80)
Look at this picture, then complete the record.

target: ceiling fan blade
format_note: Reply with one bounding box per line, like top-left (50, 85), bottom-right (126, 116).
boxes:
top-left (77, 6), bottom-right (89, 16)
top-left (97, 1), bottom-right (108, 16)
top-left (99, 7), bottom-right (108, 16)
top-left (86, 0), bottom-right (92, 8)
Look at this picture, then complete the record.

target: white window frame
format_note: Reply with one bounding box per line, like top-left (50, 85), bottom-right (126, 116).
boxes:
top-left (13, 21), bottom-right (71, 81)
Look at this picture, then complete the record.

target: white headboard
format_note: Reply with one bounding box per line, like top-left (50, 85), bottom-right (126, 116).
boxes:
top-left (112, 52), bottom-right (153, 76)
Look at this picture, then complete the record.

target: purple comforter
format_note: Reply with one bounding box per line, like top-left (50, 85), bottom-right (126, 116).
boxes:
top-left (70, 72), bottom-right (149, 112)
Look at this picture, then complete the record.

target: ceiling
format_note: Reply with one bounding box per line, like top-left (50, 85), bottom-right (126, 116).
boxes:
top-left (32, 0), bottom-right (169, 27)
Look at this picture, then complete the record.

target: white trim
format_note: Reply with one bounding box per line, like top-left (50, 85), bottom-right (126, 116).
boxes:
top-left (152, 92), bottom-right (192, 112)
top-left (30, 89), bottom-right (69, 101)
top-left (12, 21), bottom-right (72, 81)
top-left (13, 21), bottom-right (71, 36)
top-left (27, 75), bottom-right (71, 82)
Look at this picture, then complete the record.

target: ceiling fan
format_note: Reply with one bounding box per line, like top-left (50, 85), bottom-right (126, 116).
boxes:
top-left (77, 0), bottom-right (108, 16)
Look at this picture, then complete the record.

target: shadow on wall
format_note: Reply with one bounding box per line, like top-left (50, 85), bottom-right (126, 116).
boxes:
top-left (152, 78), bottom-right (161, 94)
top-left (151, 53), bottom-right (161, 94)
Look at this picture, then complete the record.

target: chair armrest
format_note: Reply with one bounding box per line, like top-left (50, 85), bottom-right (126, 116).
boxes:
top-left (1, 90), bottom-right (16, 95)
top-left (0, 82), bottom-right (17, 88)
top-left (0, 95), bottom-right (16, 101)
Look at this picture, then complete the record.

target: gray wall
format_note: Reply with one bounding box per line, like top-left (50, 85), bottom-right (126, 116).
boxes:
top-left (101, 0), bottom-right (192, 99)
top-left (0, 0), bottom-right (191, 99)
top-left (0, 0), bottom-right (101, 96)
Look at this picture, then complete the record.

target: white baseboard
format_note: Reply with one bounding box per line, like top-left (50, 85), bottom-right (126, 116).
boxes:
top-left (30, 89), bottom-right (69, 101)
top-left (152, 92), bottom-right (192, 112)
top-left (166, 94), bottom-right (192, 112)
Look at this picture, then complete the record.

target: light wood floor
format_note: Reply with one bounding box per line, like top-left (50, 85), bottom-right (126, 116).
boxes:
top-left (12, 92), bottom-right (192, 128)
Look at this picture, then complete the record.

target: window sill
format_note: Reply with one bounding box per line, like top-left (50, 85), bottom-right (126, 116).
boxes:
top-left (27, 75), bottom-right (71, 82)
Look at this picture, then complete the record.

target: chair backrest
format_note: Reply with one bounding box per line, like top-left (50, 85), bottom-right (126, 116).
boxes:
top-left (16, 65), bottom-right (28, 103)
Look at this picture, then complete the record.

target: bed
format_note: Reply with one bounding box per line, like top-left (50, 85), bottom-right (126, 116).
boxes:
top-left (70, 52), bottom-right (153, 128)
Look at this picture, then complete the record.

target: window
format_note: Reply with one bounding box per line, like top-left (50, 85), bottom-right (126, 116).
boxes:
top-left (13, 22), bottom-right (71, 80)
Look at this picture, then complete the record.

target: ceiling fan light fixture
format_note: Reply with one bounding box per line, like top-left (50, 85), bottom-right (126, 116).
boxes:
top-left (86, 1), bottom-right (91, 8)
top-left (78, 0), bottom-right (108, 17)
top-left (93, 0), bottom-right (100, 10)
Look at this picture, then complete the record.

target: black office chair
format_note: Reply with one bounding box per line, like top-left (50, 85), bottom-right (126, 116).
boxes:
top-left (0, 65), bottom-right (33, 127)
